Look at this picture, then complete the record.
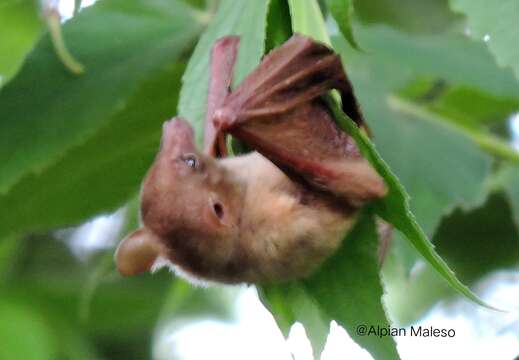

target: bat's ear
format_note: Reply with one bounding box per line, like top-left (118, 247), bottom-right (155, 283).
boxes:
top-left (115, 227), bottom-right (162, 276)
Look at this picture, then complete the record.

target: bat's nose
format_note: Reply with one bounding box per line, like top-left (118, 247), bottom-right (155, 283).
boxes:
top-left (162, 117), bottom-right (193, 138)
top-left (161, 117), bottom-right (196, 154)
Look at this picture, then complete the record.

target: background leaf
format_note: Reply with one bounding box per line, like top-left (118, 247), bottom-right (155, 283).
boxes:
top-left (331, 28), bottom-right (497, 235)
top-left (260, 283), bottom-right (330, 358)
top-left (450, 0), bottom-right (519, 81)
top-left (354, 0), bottom-right (461, 34)
top-left (4, 229), bottom-right (235, 360)
top-left (0, 0), bottom-right (201, 195)
top-left (495, 166), bottom-right (519, 231)
top-left (0, 0), bottom-right (202, 237)
top-left (0, 63), bottom-right (185, 237)
top-left (326, 0), bottom-right (360, 49)
top-left (265, 0), bottom-right (292, 52)
top-left (327, 95), bottom-right (494, 309)
top-left (344, 25), bottom-right (519, 97)
top-left (0, 0), bottom-right (43, 87)
top-left (385, 193), bottom-right (519, 324)
top-left (178, 0), bottom-right (271, 146)
top-left (397, 79), bottom-right (519, 131)
top-left (0, 299), bottom-right (56, 360)
top-left (287, 0), bottom-right (330, 44)
top-left (394, 79), bottom-right (519, 165)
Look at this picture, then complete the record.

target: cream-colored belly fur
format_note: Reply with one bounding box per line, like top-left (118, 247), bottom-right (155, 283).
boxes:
top-left (222, 152), bottom-right (356, 282)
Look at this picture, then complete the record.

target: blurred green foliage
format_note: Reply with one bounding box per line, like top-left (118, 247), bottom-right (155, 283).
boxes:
top-left (1, 0), bottom-right (519, 359)
top-left (0, 0), bottom-right (43, 86)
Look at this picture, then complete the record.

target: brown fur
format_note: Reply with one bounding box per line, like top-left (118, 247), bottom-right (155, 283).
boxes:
top-left (115, 35), bottom-right (386, 284)
top-left (116, 119), bottom-right (355, 284)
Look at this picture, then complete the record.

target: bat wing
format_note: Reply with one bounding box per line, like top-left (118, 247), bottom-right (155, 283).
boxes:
top-left (204, 36), bottom-right (240, 157)
top-left (215, 34), bottom-right (364, 127)
top-left (213, 34), bottom-right (386, 206)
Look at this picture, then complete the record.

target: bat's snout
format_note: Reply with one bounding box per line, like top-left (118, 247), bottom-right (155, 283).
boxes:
top-left (161, 117), bottom-right (196, 155)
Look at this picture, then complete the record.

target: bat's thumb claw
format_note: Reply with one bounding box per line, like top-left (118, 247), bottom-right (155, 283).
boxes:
top-left (213, 108), bottom-right (235, 130)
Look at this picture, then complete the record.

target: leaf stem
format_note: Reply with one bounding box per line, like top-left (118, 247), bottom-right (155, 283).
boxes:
top-left (44, 6), bottom-right (85, 75)
top-left (388, 95), bottom-right (519, 166)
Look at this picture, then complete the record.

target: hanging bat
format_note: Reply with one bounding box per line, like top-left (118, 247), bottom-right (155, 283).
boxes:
top-left (115, 34), bottom-right (387, 284)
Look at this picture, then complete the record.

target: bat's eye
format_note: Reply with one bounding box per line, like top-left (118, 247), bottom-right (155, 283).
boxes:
top-left (181, 153), bottom-right (199, 169)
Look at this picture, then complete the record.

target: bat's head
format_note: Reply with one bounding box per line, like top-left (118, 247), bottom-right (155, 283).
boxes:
top-left (141, 117), bottom-right (243, 237)
top-left (115, 117), bottom-right (244, 280)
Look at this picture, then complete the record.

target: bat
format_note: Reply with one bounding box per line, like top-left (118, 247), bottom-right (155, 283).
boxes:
top-left (115, 34), bottom-right (387, 284)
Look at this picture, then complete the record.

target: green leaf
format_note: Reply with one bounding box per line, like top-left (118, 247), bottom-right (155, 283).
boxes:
top-left (56, 326), bottom-right (101, 360)
top-left (0, 300), bottom-right (56, 360)
top-left (348, 25), bottom-right (519, 98)
top-left (433, 193), bottom-right (519, 283)
top-left (258, 284), bottom-right (296, 337)
top-left (332, 31), bottom-right (493, 236)
top-left (0, 0), bottom-right (202, 195)
top-left (289, 0), bottom-right (492, 308)
top-left (281, 4), bottom-right (398, 357)
top-left (287, 0), bottom-right (330, 45)
top-left (0, 0), bottom-right (43, 87)
top-left (398, 79), bottom-right (519, 131)
top-left (385, 193), bottom-right (519, 324)
top-left (496, 166), bottom-right (519, 231)
top-left (326, 0), bottom-right (360, 49)
top-left (260, 283), bottom-right (330, 358)
top-left (0, 63), bottom-right (185, 237)
top-left (450, 0), bottom-right (519, 81)
top-left (354, 0), bottom-right (461, 34)
top-left (393, 80), bottom-right (519, 166)
top-left (265, 0), bottom-right (292, 52)
top-left (262, 213), bottom-right (399, 360)
top-left (0, 235), bottom-right (20, 280)
top-left (332, 28), bottom-right (513, 275)
top-left (283, 0), bottom-right (495, 351)
top-left (326, 97), bottom-right (497, 310)
top-left (7, 272), bottom-right (170, 359)
top-left (178, 0), bottom-right (271, 146)
top-left (303, 212), bottom-right (399, 360)
top-left (382, 236), bottom-right (452, 325)
top-left (0, 1), bottom-right (203, 234)
top-left (288, 17), bottom-right (502, 240)
top-left (159, 279), bottom-right (236, 321)
top-left (9, 265), bottom-right (172, 342)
